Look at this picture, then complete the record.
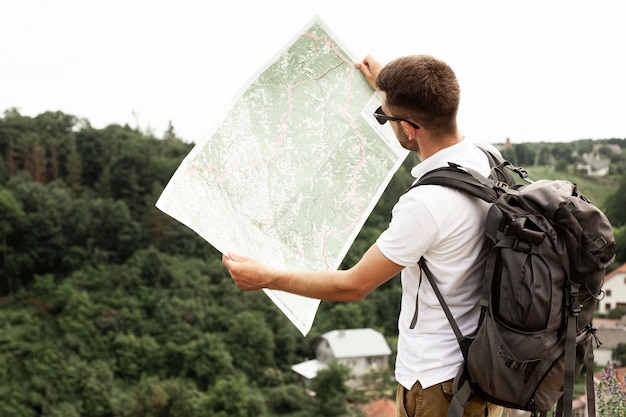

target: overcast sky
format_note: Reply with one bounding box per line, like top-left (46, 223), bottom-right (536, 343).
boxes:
top-left (1, 0), bottom-right (625, 144)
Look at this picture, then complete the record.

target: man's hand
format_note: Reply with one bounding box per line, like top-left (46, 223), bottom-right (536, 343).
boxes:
top-left (222, 252), bottom-right (274, 291)
top-left (355, 54), bottom-right (383, 90)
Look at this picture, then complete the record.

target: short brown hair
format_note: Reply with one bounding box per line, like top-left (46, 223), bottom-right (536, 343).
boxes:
top-left (376, 55), bottom-right (460, 137)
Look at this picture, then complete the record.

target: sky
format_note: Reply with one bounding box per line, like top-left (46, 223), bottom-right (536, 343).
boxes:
top-left (1, 0), bottom-right (625, 144)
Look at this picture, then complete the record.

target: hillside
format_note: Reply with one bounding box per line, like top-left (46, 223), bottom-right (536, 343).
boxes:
top-left (524, 166), bottom-right (619, 211)
top-left (0, 109), bottom-right (624, 416)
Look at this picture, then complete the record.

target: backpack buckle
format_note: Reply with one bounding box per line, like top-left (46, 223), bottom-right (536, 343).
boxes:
top-left (569, 283), bottom-right (582, 316)
top-left (512, 239), bottom-right (533, 253)
top-left (493, 181), bottom-right (509, 192)
top-left (494, 180), bottom-right (519, 196)
top-left (504, 358), bottom-right (523, 370)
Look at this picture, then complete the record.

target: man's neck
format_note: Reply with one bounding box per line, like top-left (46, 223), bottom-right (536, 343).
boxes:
top-left (417, 133), bottom-right (464, 161)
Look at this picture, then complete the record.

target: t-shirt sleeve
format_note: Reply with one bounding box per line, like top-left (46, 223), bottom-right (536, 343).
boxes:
top-left (376, 188), bottom-right (439, 267)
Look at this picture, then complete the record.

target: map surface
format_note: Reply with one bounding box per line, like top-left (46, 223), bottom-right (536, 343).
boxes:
top-left (156, 16), bottom-right (408, 335)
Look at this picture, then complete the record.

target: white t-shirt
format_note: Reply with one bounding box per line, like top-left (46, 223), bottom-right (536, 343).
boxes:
top-left (376, 139), bottom-right (494, 390)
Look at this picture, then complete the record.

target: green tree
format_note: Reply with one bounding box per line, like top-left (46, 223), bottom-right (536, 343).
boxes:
top-left (111, 333), bottom-right (160, 379)
top-left (513, 143), bottom-right (536, 166)
top-left (176, 333), bottom-right (234, 390)
top-left (225, 311), bottom-right (276, 381)
top-left (131, 377), bottom-right (202, 417)
top-left (47, 402), bottom-right (80, 417)
top-left (24, 142), bottom-right (47, 183)
top-left (614, 343), bottom-right (626, 365)
top-left (65, 135), bottom-right (82, 194)
top-left (607, 306), bottom-right (626, 319)
top-left (551, 142), bottom-right (575, 165)
top-left (361, 367), bottom-right (396, 394)
top-left (201, 375), bottom-right (266, 417)
top-left (326, 303), bottom-right (368, 330)
top-left (614, 225), bottom-right (626, 266)
top-left (265, 384), bottom-right (310, 414)
top-left (536, 144), bottom-right (554, 166)
top-left (2, 176), bottom-right (76, 291)
top-left (310, 363), bottom-right (350, 417)
top-left (604, 174), bottom-right (626, 227)
top-left (597, 145), bottom-right (614, 158)
top-left (0, 187), bottom-right (25, 293)
top-left (367, 278), bottom-right (402, 336)
top-left (84, 198), bottom-right (141, 263)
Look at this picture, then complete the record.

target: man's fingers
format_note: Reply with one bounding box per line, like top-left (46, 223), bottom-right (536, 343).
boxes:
top-left (223, 251), bottom-right (243, 262)
top-left (356, 54), bottom-right (381, 91)
top-left (222, 252), bottom-right (242, 271)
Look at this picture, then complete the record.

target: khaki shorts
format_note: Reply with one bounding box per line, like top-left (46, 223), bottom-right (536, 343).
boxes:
top-left (396, 380), bottom-right (504, 417)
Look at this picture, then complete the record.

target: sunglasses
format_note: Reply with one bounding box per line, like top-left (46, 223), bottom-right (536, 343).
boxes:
top-left (373, 106), bottom-right (419, 129)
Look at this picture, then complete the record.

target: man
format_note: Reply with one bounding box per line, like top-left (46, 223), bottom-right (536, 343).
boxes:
top-left (222, 54), bottom-right (503, 417)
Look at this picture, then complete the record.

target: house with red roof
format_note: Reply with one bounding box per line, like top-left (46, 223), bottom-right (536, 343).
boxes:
top-left (359, 397), bottom-right (395, 417)
top-left (593, 262), bottom-right (626, 366)
top-left (597, 262), bottom-right (626, 316)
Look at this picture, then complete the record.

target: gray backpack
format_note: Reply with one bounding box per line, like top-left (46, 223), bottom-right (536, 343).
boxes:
top-left (413, 148), bottom-right (615, 417)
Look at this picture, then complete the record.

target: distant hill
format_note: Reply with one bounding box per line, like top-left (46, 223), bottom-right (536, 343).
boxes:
top-left (524, 166), bottom-right (618, 211)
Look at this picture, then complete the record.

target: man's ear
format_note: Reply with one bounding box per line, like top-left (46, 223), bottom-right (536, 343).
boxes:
top-left (401, 121), bottom-right (417, 139)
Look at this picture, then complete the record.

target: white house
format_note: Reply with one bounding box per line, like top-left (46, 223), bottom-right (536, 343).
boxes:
top-left (597, 262), bottom-right (626, 316)
top-left (291, 328), bottom-right (392, 388)
top-left (575, 153), bottom-right (610, 176)
top-left (291, 359), bottom-right (328, 388)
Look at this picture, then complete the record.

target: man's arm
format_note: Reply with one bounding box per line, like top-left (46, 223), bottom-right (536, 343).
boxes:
top-left (222, 243), bottom-right (403, 302)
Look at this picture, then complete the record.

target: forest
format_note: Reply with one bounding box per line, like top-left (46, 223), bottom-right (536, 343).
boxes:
top-left (1, 108), bottom-right (626, 417)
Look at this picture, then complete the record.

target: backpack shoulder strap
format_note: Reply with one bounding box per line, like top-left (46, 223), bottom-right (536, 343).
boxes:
top-left (410, 145), bottom-right (525, 202)
top-left (418, 257), bottom-right (472, 357)
top-left (411, 166), bottom-right (499, 203)
top-left (419, 257), bottom-right (475, 417)
top-left (475, 143), bottom-right (532, 183)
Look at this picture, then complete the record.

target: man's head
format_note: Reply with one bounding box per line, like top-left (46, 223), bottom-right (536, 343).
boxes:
top-left (375, 55), bottom-right (460, 141)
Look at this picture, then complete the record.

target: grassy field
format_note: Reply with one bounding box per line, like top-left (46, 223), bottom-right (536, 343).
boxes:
top-left (519, 166), bottom-right (619, 211)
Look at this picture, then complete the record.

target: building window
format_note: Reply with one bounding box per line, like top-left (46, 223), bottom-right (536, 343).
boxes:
top-left (606, 289), bottom-right (612, 297)
top-left (606, 303), bottom-right (612, 312)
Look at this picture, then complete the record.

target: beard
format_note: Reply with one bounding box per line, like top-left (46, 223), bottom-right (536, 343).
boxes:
top-left (396, 128), bottom-right (420, 153)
